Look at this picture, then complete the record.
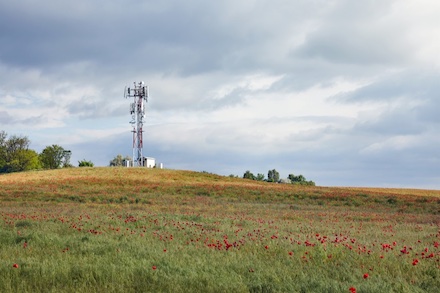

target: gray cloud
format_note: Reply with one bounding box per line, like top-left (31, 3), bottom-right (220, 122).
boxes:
top-left (333, 70), bottom-right (440, 103)
top-left (0, 110), bottom-right (48, 126)
top-left (0, 111), bottom-right (15, 124)
top-left (293, 0), bottom-right (413, 66)
top-left (353, 107), bottom-right (426, 136)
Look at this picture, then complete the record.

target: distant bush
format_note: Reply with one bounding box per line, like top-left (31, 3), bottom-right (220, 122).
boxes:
top-left (78, 159), bottom-right (94, 167)
top-left (243, 170), bottom-right (255, 180)
top-left (288, 174), bottom-right (315, 186)
top-left (109, 154), bottom-right (131, 167)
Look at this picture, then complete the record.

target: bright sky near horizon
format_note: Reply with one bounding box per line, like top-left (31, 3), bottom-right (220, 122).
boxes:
top-left (1, 0), bottom-right (440, 188)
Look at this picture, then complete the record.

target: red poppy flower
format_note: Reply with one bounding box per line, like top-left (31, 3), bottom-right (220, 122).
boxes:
top-left (363, 273), bottom-right (369, 279)
top-left (349, 286), bottom-right (356, 293)
top-left (12, 263), bottom-right (19, 269)
top-left (152, 266), bottom-right (157, 270)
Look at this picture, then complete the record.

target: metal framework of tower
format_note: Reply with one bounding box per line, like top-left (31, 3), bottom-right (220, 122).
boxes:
top-left (124, 81), bottom-right (149, 167)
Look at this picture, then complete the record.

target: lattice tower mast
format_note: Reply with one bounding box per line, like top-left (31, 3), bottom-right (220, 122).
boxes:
top-left (124, 81), bottom-right (149, 166)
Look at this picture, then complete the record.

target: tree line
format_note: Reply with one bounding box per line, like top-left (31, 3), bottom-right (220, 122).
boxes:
top-left (240, 169), bottom-right (315, 186)
top-left (0, 130), bottom-right (93, 173)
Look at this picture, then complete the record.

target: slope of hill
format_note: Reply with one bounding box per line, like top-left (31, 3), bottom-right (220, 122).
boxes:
top-left (1, 167), bottom-right (439, 214)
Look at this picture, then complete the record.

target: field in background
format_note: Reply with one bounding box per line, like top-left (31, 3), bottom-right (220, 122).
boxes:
top-left (0, 168), bottom-right (439, 292)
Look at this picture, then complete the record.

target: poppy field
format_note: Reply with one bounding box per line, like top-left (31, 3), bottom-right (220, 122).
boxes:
top-left (0, 168), bottom-right (439, 292)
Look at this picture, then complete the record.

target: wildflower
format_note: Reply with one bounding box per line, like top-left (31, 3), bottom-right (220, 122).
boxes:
top-left (400, 246), bottom-right (409, 254)
top-left (363, 273), bottom-right (369, 279)
top-left (152, 266), bottom-right (157, 270)
top-left (12, 263), bottom-right (19, 268)
top-left (349, 286), bottom-right (356, 293)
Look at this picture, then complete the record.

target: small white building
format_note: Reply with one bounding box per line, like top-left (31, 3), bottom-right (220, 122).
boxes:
top-left (124, 157), bottom-right (163, 168)
top-left (142, 157), bottom-right (156, 168)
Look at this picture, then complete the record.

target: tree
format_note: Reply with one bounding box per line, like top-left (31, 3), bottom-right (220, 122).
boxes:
top-left (40, 145), bottom-right (66, 169)
top-left (23, 150), bottom-right (42, 171)
top-left (0, 130), bottom-right (6, 145)
top-left (0, 131), bottom-right (7, 171)
top-left (62, 150), bottom-right (72, 168)
top-left (267, 169), bottom-right (280, 183)
top-left (243, 170), bottom-right (255, 180)
top-left (78, 159), bottom-right (94, 167)
top-left (109, 154), bottom-right (131, 167)
top-left (256, 173), bottom-right (265, 181)
top-left (0, 132), bottom-right (39, 173)
top-left (7, 149), bottom-right (41, 172)
top-left (5, 135), bottom-right (30, 154)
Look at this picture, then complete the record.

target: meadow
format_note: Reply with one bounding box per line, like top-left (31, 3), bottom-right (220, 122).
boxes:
top-left (0, 167), bottom-right (439, 292)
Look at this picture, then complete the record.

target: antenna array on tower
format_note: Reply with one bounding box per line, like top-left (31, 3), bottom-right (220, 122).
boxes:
top-left (124, 81), bottom-right (149, 167)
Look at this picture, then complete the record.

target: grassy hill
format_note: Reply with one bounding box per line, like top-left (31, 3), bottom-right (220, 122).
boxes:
top-left (1, 167), bottom-right (439, 214)
top-left (0, 168), bottom-right (439, 292)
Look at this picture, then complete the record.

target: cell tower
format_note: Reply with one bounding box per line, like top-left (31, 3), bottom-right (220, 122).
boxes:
top-left (124, 81), bottom-right (149, 166)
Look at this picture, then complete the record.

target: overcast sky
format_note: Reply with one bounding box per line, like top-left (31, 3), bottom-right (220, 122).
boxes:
top-left (1, 0), bottom-right (440, 188)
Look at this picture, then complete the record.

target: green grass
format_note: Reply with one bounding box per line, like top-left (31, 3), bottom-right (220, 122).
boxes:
top-left (0, 168), bottom-right (439, 292)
